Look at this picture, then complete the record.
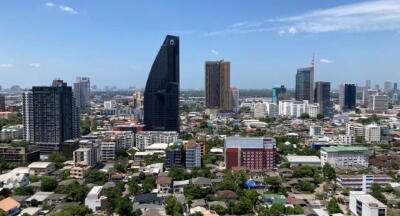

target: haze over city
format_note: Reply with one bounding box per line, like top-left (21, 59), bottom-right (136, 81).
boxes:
top-left (1, 0), bottom-right (400, 89)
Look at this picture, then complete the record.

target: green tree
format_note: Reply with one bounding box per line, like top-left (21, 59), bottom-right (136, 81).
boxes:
top-left (327, 197), bottom-right (342, 214)
top-left (41, 177), bottom-right (57, 192)
top-left (232, 198), bottom-right (253, 215)
top-left (48, 152), bottom-right (66, 169)
top-left (169, 166), bottom-right (189, 181)
top-left (116, 196), bottom-right (134, 216)
top-left (80, 118), bottom-right (91, 135)
top-left (210, 205), bottom-right (228, 215)
top-left (293, 166), bottom-right (317, 178)
top-left (264, 176), bottom-right (284, 193)
top-left (296, 180), bottom-right (316, 193)
top-left (165, 196), bottom-right (183, 216)
top-left (370, 184), bottom-right (387, 204)
top-left (113, 162), bottom-right (126, 173)
top-left (54, 204), bottom-right (92, 216)
top-left (322, 163), bottom-right (336, 181)
top-left (14, 186), bottom-right (34, 196)
top-left (300, 113), bottom-right (310, 119)
top-left (85, 170), bottom-right (107, 185)
top-left (184, 184), bottom-right (209, 201)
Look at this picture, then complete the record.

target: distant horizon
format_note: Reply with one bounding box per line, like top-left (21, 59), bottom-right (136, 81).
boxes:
top-left (1, 1), bottom-right (400, 89)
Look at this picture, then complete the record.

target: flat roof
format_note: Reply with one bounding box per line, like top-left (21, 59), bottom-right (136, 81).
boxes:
top-left (321, 146), bottom-right (368, 153)
top-left (351, 191), bottom-right (386, 208)
top-left (286, 155), bottom-right (321, 163)
top-left (28, 162), bottom-right (54, 168)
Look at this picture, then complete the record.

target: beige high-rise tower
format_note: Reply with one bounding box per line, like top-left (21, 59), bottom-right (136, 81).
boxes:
top-left (205, 60), bottom-right (231, 111)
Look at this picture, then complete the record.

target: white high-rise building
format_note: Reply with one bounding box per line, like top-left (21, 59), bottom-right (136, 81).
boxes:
top-left (101, 142), bottom-right (116, 161)
top-left (349, 191), bottom-right (387, 216)
top-left (266, 103), bottom-right (279, 117)
top-left (103, 100), bottom-right (116, 110)
top-left (346, 123), bottom-right (365, 138)
top-left (307, 103), bottom-right (320, 118)
top-left (364, 124), bottom-right (381, 143)
top-left (253, 102), bottom-right (266, 119)
top-left (383, 81), bottom-right (392, 93)
top-left (362, 89), bottom-right (379, 106)
top-left (85, 186), bottom-right (108, 212)
top-left (74, 77), bottom-right (91, 108)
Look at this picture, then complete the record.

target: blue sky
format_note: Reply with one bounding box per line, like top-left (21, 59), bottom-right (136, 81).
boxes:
top-left (1, 0), bottom-right (400, 89)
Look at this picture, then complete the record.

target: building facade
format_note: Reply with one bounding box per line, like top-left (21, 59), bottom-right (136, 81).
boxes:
top-left (205, 60), bottom-right (231, 111)
top-left (295, 66), bottom-right (314, 102)
top-left (320, 146), bottom-right (369, 169)
top-left (144, 35), bottom-right (180, 131)
top-left (364, 124), bottom-right (381, 143)
top-left (74, 77), bottom-right (90, 108)
top-left (272, 85), bottom-right (287, 104)
top-left (22, 80), bottom-right (80, 154)
top-left (185, 141), bottom-right (201, 169)
top-left (230, 87), bottom-right (239, 113)
top-left (314, 81), bottom-right (332, 117)
top-left (135, 131), bottom-right (178, 150)
top-left (225, 136), bottom-right (276, 171)
top-left (339, 83), bottom-right (357, 111)
top-left (349, 191), bottom-right (387, 216)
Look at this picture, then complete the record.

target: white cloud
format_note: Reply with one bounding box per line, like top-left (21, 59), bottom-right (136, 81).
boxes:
top-left (30, 63), bottom-right (41, 68)
top-left (45, 2), bottom-right (78, 15)
top-left (287, 27), bottom-right (297, 34)
top-left (58, 5), bottom-right (78, 14)
top-left (45, 2), bottom-right (55, 7)
top-left (320, 59), bottom-right (334, 64)
top-left (0, 64), bottom-right (13, 68)
top-left (211, 49), bottom-right (220, 55)
top-left (207, 0), bottom-right (400, 36)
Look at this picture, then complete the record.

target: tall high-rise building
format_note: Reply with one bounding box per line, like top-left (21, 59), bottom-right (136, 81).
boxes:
top-left (144, 35), bottom-right (179, 132)
top-left (365, 80), bottom-right (371, 89)
top-left (383, 81), bottom-right (393, 93)
top-left (230, 87), bottom-right (239, 113)
top-left (22, 80), bottom-right (80, 153)
top-left (394, 82), bottom-right (398, 91)
top-left (205, 60), bottom-right (231, 111)
top-left (339, 83), bottom-right (357, 111)
top-left (362, 89), bottom-right (379, 106)
top-left (74, 77), bottom-right (91, 108)
top-left (314, 81), bottom-right (332, 117)
top-left (295, 66), bottom-right (314, 102)
top-left (375, 84), bottom-right (380, 90)
top-left (0, 95), bottom-right (5, 112)
top-left (272, 85), bottom-right (287, 104)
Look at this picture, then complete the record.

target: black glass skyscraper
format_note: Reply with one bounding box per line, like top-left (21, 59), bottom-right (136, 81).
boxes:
top-left (314, 81), bottom-right (332, 117)
top-left (295, 66), bottom-right (314, 102)
top-left (144, 35), bottom-right (179, 131)
top-left (23, 80), bottom-right (80, 154)
top-left (339, 83), bottom-right (357, 111)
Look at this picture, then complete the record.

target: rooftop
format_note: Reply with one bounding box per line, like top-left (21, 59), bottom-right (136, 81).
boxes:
top-left (286, 155), bottom-right (321, 163)
top-left (28, 162), bottom-right (54, 169)
top-left (351, 191), bottom-right (387, 208)
top-left (0, 197), bottom-right (20, 212)
top-left (321, 146), bottom-right (368, 153)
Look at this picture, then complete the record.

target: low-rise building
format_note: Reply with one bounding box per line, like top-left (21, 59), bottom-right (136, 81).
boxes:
top-left (185, 141), bottom-right (201, 169)
top-left (0, 126), bottom-right (23, 141)
top-left (28, 162), bottom-right (55, 176)
top-left (285, 155), bottom-right (321, 168)
top-left (156, 176), bottom-right (172, 194)
top-left (0, 144), bottom-right (39, 163)
top-left (135, 131), bottom-right (178, 150)
top-left (320, 146), bottom-right (369, 169)
top-left (0, 197), bottom-right (20, 216)
top-left (337, 175), bottom-right (391, 192)
top-left (349, 191), bottom-right (387, 216)
top-left (85, 186), bottom-right (107, 213)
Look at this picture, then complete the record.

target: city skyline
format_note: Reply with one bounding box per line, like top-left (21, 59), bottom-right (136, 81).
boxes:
top-left (1, 1), bottom-right (400, 89)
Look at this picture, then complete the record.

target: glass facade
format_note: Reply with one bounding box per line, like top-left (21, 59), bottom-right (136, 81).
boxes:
top-left (144, 35), bottom-right (180, 131)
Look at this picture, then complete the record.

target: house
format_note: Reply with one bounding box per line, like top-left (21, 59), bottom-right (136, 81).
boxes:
top-left (0, 197), bottom-right (20, 216)
top-left (131, 193), bottom-right (163, 205)
top-left (173, 180), bottom-right (189, 193)
top-left (18, 207), bottom-right (41, 216)
top-left (191, 177), bottom-right (212, 188)
top-left (216, 190), bottom-right (238, 200)
top-left (26, 192), bottom-right (54, 205)
top-left (84, 186), bottom-right (107, 213)
top-left (0, 172), bottom-right (29, 190)
top-left (156, 176), bottom-right (172, 193)
top-left (28, 162), bottom-right (55, 176)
